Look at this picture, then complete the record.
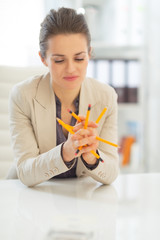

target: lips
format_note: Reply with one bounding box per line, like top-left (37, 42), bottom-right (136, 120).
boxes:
top-left (63, 76), bottom-right (78, 81)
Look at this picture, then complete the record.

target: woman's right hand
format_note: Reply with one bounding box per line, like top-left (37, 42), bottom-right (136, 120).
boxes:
top-left (62, 116), bottom-right (98, 163)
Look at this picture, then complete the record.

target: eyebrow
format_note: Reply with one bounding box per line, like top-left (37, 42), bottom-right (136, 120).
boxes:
top-left (51, 51), bottom-right (87, 57)
top-left (75, 51), bottom-right (87, 56)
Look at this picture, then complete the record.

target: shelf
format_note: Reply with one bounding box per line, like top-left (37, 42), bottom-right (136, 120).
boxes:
top-left (92, 43), bottom-right (144, 59)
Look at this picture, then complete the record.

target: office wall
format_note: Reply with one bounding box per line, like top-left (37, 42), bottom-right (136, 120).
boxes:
top-left (1, 0), bottom-right (160, 172)
top-left (144, 0), bottom-right (160, 171)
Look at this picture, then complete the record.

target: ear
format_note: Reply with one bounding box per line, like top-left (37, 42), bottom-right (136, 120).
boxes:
top-left (88, 47), bottom-right (92, 60)
top-left (38, 51), bottom-right (48, 67)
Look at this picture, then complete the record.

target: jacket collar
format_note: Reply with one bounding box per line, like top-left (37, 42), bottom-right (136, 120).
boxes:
top-left (34, 72), bottom-right (54, 109)
top-left (33, 72), bottom-right (57, 152)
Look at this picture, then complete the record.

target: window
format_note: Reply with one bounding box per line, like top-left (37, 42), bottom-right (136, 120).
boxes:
top-left (0, 0), bottom-right (44, 66)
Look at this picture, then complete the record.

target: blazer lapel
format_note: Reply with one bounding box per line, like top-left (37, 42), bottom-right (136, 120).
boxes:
top-left (33, 73), bottom-right (57, 153)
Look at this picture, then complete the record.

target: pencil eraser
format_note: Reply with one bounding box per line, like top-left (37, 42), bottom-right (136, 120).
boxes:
top-left (88, 104), bottom-right (91, 110)
top-left (100, 158), bottom-right (104, 163)
top-left (67, 109), bottom-right (72, 113)
top-left (75, 149), bottom-right (80, 155)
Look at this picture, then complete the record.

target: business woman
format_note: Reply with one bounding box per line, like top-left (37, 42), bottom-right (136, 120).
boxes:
top-left (9, 7), bottom-right (119, 187)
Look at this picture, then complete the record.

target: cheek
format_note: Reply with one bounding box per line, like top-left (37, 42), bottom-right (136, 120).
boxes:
top-left (80, 61), bottom-right (88, 72)
top-left (83, 62), bottom-right (89, 74)
top-left (49, 63), bottom-right (62, 76)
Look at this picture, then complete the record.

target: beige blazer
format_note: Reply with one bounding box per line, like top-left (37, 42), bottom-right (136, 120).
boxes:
top-left (8, 72), bottom-right (119, 186)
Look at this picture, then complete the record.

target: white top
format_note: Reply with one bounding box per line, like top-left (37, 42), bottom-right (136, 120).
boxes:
top-left (0, 173), bottom-right (160, 240)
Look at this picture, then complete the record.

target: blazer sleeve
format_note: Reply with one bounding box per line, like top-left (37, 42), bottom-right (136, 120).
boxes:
top-left (77, 88), bottom-right (119, 184)
top-left (9, 86), bottom-right (73, 187)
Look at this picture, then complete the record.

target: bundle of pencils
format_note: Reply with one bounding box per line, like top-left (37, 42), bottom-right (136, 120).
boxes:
top-left (57, 104), bottom-right (119, 163)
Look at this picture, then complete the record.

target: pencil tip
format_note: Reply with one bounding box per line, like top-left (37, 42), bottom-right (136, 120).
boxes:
top-left (56, 118), bottom-right (60, 124)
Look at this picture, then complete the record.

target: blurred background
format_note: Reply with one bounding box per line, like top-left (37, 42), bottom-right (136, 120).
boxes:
top-left (0, 0), bottom-right (160, 175)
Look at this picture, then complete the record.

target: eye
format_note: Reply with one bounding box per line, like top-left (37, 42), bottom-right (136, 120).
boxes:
top-left (54, 60), bottom-right (64, 63)
top-left (75, 58), bottom-right (84, 61)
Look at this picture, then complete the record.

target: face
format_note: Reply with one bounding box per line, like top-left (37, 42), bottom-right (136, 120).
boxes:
top-left (40, 33), bottom-right (91, 91)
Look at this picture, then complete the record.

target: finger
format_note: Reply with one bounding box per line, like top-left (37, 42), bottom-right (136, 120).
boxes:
top-left (77, 115), bottom-right (86, 121)
top-left (79, 128), bottom-right (97, 137)
top-left (73, 122), bottom-right (84, 132)
top-left (74, 135), bottom-right (96, 148)
top-left (72, 129), bottom-right (94, 139)
top-left (71, 134), bottom-right (83, 141)
top-left (80, 120), bottom-right (98, 128)
top-left (80, 143), bottom-right (98, 154)
top-left (73, 119), bottom-right (98, 132)
top-left (71, 138), bottom-right (83, 150)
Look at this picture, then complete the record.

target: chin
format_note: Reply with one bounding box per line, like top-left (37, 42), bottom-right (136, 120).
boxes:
top-left (64, 81), bottom-right (83, 90)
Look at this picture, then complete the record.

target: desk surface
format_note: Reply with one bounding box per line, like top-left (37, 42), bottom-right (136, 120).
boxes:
top-left (0, 173), bottom-right (160, 240)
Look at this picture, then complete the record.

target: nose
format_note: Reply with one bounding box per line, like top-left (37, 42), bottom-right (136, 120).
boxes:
top-left (66, 60), bottom-right (76, 73)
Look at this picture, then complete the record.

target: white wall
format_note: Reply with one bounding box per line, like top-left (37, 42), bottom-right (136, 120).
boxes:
top-left (144, 0), bottom-right (160, 171)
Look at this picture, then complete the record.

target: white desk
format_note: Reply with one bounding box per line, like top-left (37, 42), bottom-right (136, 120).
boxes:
top-left (0, 173), bottom-right (160, 240)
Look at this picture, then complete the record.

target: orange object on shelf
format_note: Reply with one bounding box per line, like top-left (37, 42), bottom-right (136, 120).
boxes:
top-left (121, 136), bottom-right (136, 166)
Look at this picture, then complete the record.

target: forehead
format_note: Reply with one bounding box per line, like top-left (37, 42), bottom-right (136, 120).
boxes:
top-left (47, 33), bottom-right (88, 55)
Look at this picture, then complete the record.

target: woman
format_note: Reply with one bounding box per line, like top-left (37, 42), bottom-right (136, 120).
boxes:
top-left (9, 7), bottom-right (119, 187)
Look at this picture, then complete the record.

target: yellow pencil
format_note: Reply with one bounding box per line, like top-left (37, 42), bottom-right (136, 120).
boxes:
top-left (90, 150), bottom-right (104, 162)
top-left (67, 109), bottom-right (82, 122)
top-left (75, 104), bottom-right (91, 154)
top-left (84, 104), bottom-right (91, 129)
top-left (95, 107), bottom-right (107, 124)
top-left (96, 136), bottom-right (119, 148)
top-left (75, 146), bottom-right (83, 155)
top-left (56, 118), bottom-right (75, 134)
top-left (66, 124), bottom-right (74, 130)
top-left (75, 147), bottom-right (104, 163)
